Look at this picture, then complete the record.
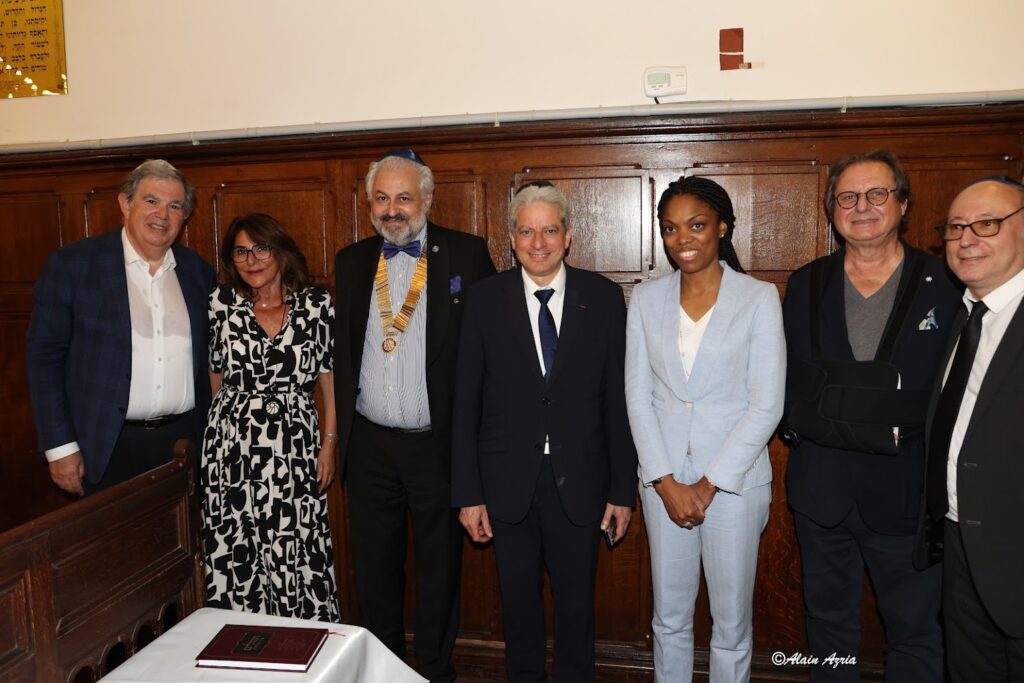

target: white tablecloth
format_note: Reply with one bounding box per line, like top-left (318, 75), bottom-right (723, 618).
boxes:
top-left (101, 607), bottom-right (426, 683)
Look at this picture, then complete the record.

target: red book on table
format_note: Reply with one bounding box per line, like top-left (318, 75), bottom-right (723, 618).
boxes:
top-left (196, 623), bottom-right (329, 673)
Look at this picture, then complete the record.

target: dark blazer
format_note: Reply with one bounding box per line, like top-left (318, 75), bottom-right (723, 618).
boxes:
top-left (26, 229), bottom-right (215, 484)
top-left (915, 295), bottom-right (1024, 637)
top-left (783, 246), bottom-right (961, 535)
top-left (451, 265), bottom-right (638, 526)
top-left (333, 223), bottom-right (495, 473)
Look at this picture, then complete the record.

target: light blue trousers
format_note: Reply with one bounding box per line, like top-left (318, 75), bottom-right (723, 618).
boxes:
top-left (640, 481), bottom-right (770, 683)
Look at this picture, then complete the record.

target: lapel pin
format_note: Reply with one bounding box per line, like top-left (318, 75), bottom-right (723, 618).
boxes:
top-left (432, 245), bottom-right (440, 253)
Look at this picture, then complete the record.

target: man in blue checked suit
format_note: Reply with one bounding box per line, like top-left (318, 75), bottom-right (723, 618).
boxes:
top-left (26, 159), bottom-right (214, 496)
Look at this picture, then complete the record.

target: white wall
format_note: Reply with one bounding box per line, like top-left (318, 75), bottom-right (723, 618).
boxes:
top-left (1, 0), bottom-right (1023, 150)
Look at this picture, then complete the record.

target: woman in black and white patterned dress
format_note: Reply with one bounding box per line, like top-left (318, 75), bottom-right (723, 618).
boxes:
top-left (202, 213), bottom-right (340, 621)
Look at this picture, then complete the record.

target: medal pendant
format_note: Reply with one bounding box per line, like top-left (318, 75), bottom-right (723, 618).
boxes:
top-left (382, 336), bottom-right (398, 354)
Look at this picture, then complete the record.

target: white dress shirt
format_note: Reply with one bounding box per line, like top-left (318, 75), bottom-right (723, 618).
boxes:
top-left (522, 263), bottom-right (566, 454)
top-left (45, 229), bottom-right (195, 462)
top-left (944, 267), bottom-right (1024, 521)
top-left (523, 263), bottom-right (567, 375)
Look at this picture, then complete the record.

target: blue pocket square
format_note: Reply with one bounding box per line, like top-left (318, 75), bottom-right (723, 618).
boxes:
top-left (918, 307), bottom-right (938, 331)
top-left (450, 276), bottom-right (462, 294)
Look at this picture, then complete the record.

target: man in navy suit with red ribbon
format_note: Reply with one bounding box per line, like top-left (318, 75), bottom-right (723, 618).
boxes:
top-left (452, 181), bottom-right (637, 682)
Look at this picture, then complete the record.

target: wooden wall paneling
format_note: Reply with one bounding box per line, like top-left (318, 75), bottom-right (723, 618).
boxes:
top-left (899, 155), bottom-right (1022, 255)
top-left (0, 192), bottom-right (77, 531)
top-left (0, 105), bottom-right (1023, 681)
top-left (83, 187), bottom-right (123, 239)
top-left (686, 162), bottom-right (824, 288)
top-left (180, 184), bottom-right (217, 269)
top-left (324, 160), bottom-right (351, 276)
top-left (213, 180), bottom-right (330, 284)
top-left (430, 173), bottom-right (488, 240)
top-left (0, 193), bottom-right (63, 284)
top-left (323, 149), bottom-right (359, 624)
top-left (353, 168), bottom-right (488, 241)
top-left (511, 167), bottom-right (652, 291)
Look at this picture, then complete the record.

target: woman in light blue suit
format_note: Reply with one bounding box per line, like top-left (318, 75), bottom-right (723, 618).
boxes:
top-left (625, 177), bottom-right (785, 682)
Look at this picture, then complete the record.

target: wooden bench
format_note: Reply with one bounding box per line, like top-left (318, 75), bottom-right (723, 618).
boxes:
top-left (0, 440), bottom-right (204, 682)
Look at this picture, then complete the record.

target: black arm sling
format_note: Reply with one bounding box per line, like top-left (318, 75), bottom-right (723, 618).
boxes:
top-left (783, 248), bottom-right (930, 455)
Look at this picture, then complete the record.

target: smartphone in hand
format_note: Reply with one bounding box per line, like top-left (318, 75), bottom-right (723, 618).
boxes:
top-left (604, 520), bottom-right (618, 548)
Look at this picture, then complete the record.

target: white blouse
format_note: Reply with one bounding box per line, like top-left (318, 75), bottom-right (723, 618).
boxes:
top-left (677, 304), bottom-right (715, 377)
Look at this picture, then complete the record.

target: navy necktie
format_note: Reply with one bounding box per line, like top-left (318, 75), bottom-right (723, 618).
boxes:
top-left (535, 289), bottom-right (557, 382)
top-left (927, 300), bottom-right (987, 516)
top-left (382, 240), bottom-right (421, 260)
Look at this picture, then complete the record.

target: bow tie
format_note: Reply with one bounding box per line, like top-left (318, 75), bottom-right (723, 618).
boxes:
top-left (382, 240), bottom-right (422, 260)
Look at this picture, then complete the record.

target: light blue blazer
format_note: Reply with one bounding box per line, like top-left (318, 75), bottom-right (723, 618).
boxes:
top-left (625, 264), bottom-right (786, 495)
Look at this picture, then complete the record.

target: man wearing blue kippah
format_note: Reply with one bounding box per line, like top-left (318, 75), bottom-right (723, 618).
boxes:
top-left (334, 149), bottom-right (495, 682)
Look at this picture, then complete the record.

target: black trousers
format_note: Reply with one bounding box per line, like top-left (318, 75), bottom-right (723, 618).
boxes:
top-left (346, 414), bottom-right (462, 683)
top-left (490, 455), bottom-right (601, 683)
top-left (84, 411), bottom-right (198, 495)
top-left (793, 507), bottom-right (943, 682)
top-left (944, 519), bottom-right (1024, 682)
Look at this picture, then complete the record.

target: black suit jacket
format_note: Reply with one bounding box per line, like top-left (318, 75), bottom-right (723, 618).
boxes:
top-left (25, 229), bottom-right (214, 484)
top-left (333, 223), bottom-right (495, 474)
top-left (783, 246), bottom-right (961, 534)
top-left (451, 265), bottom-right (638, 526)
top-left (915, 294), bottom-right (1024, 637)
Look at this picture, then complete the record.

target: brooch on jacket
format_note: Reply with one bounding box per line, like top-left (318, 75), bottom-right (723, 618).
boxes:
top-left (918, 307), bottom-right (939, 331)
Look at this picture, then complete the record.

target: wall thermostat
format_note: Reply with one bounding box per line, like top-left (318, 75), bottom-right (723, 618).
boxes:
top-left (644, 66), bottom-right (687, 98)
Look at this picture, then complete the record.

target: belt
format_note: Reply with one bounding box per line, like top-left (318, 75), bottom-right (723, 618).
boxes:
top-left (123, 411), bottom-right (192, 430)
top-left (355, 412), bottom-right (432, 436)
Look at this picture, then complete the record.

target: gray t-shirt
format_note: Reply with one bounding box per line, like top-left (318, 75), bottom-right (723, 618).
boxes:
top-left (844, 260), bottom-right (902, 361)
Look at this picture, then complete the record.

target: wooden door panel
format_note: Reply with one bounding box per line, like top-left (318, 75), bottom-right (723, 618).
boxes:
top-left (900, 156), bottom-right (1021, 256)
top-left (214, 183), bottom-right (329, 280)
top-left (0, 193), bottom-right (62, 283)
top-left (353, 173), bottom-right (487, 244)
top-left (84, 187), bottom-right (122, 238)
top-left (512, 168), bottom-right (651, 286)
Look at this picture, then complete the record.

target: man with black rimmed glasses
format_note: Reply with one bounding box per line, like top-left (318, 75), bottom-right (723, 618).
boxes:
top-left (916, 175), bottom-right (1024, 681)
top-left (783, 149), bottom-right (959, 681)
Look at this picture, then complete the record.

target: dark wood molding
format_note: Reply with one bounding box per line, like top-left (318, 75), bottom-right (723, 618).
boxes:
top-left (2, 103), bottom-right (1022, 171)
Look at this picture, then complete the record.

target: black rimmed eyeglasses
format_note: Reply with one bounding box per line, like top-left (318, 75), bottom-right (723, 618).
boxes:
top-left (935, 205), bottom-right (1024, 241)
top-left (835, 187), bottom-right (899, 210)
top-left (231, 243), bottom-right (273, 262)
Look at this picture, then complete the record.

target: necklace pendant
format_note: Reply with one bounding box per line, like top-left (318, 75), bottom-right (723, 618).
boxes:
top-left (382, 336), bottom-right (398, 354)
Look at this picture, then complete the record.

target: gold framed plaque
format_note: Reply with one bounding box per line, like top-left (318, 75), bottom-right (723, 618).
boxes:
top-left (1, 0), bottom-right (67, 99)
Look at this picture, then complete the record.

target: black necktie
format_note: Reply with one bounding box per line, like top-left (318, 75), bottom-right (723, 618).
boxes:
top-left (535, 289), bottom-right (557, 382)
top-left (927, 300), bottom-right (987, 516)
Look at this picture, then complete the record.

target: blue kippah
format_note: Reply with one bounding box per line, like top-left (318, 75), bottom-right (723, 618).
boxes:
top-left (380, 148), bottom-right (426, 166)
top-left (514, 180), bottom-right (555, 195)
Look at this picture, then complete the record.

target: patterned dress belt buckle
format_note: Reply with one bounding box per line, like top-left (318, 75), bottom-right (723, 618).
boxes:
top-left (124, 412), bottom-right (189, 430)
